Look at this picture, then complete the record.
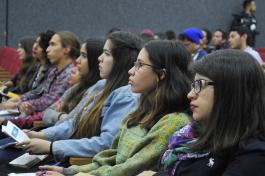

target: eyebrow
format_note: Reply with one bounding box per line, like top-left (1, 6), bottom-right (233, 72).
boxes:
top-left (103, 49), bottom-right (111, 53)
top-left (137, 58), bottom-right (144, 62)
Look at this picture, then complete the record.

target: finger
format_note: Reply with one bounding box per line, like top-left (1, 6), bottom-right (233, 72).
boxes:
top-left (36, 172), bottom-right (41, 176)
top-left (16, 141), bottom-right (29, 146)
top-left (45, 171), bottom-right (62, 175)
top-left (23, 129), bottom-right (31, 133)
top-left (39, 165), bottom-right (48, 169)
top-left (27, 102), bottom-right (33, 107)
top-left (24, 145), bottom-right (32, 152)
top-left (39, 165), bottom-right (58, 171)
top-left (19, 105), bottom-right (26, 112)
top-left (26, 103), bottom-right (33, 109)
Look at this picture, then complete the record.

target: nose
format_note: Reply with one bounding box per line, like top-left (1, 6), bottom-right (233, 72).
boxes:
top-left (187, 89), bottom-right (197, 100)
top-left (228, 37), bottom-right (232, 43)
top-left (76, 56), bottom-right (81, 64)
top-left (33, 43), bottom-right (37, 50)
top-left (128, 66), bottom-right (135, 76)
top-left (46, 46), bottom-right (50, 53)
top-left (98, 53), bottom-right (103, 62)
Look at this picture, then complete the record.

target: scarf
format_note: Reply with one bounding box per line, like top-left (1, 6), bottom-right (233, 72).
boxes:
top-left (161, 123), bottom-right (209, 176)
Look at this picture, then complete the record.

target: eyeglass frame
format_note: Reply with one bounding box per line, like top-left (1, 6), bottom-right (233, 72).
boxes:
top-left (191, 79), bottom-right (214, 94)
top-left (133, 60), bottom-right (161, 71)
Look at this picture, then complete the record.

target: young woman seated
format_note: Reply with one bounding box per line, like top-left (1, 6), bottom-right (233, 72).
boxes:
top-left (0, 31), bottom-right (143, 166)
top-left (141, 49), bottom-right (265, 176)
top-left (37, 40), bottom-right (192, 176)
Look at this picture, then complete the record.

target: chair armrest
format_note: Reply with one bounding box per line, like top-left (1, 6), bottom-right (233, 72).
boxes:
top-left (69, 157), bottom-right (92, 165)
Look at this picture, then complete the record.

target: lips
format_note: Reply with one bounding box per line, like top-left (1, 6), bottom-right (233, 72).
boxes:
top-left (190, 103), bottom-right (198, 111)
top-left (128, 77), bottom-right (133, 84)
top-left (77, 65), bottom-right (81, 71)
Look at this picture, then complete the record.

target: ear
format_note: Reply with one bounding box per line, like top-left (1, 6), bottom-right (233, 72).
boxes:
top-left (159, 68), bottom-right (166, 80)
top-left (64, 46), bottom-right (71, 55)
top-left (242, 33), bottom-right (248, 41)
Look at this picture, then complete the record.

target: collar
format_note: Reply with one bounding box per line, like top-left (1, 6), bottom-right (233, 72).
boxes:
top-left (54, 62), bottom-right (74, 76)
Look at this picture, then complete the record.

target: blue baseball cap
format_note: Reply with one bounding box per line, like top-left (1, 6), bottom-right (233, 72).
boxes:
top-left (181, 27), bottom-right (204, 44)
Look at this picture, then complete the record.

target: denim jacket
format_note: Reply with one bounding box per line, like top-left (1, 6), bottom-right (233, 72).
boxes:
top-left (42, 80), bottom-right (140, 160)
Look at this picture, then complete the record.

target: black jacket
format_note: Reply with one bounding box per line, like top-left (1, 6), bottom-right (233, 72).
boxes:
top-left (156, 138), bottom-right (265, 176)
top-left (231, 12), bottom-right (258, 47)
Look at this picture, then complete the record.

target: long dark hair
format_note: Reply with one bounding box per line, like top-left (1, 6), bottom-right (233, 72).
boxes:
top-left (189, 49), bottom-right (265, 153)
top-left (127, 40), bottom-right (192, 130)
top-left (17, 37), bottom-right (35, 88)
top-left (38, 30), bottom-right (55, 62)
top-left (74, 31), bottom-right (143, 138)
top-left (63, 38), bottom-right (103, 112)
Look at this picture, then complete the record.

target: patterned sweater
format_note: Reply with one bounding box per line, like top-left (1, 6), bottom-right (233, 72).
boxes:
top-left (10, 63), bottom-right (74, 128)
top-left (65, 112), bottom-right (190, 176)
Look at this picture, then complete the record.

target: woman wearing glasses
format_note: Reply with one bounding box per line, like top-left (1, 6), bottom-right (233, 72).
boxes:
top-left (148, 49), bottom-right (265, 176)
top-left (37, 40), bottom-right (192, 176)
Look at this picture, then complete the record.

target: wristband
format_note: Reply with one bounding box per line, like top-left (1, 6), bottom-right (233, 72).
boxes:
top-left (49, 141), bottom-right (54, 155)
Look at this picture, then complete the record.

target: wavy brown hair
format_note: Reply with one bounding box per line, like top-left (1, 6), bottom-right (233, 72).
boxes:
top-left (127, 40), bottom-right (192, 130)
top-left (74, 31), bottom-right (142, 138)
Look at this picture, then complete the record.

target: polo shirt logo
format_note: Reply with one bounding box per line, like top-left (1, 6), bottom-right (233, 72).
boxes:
top-left (207, 157), bottom-right (214, 168)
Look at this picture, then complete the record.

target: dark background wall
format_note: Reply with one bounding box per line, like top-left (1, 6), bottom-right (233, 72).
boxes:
top-left (1, 0), bottom-right (265, 47)
top-left (0, 0), bottom-right (6, 46)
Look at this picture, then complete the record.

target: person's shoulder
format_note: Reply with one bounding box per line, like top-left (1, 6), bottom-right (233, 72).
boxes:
top-left (82, 79), bottom-right (106, 96)
top-left (230, 138), bottom-right (265, 159)
top-left (112, 84), bottom-right (140, 98)
top-left (92, 79), bottom-right (106, 89)
top-left (224, 138), bottom-right (265, 175)
top-left (156, 112), bottom-right (191, 128)
top-left (244, 46), bottom-right (259, 56)
top-left (45, 63), bottom-right (55, 71)
top-left (200, 49), bottom-right (208, 55)
top-left (65, 63), bottom-right (75, 72)
top-left (244, 138), bottom-right (265, 152)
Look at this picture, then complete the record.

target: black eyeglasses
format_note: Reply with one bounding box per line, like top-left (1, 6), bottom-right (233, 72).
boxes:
top-left (191, 79), bottom-right (214, 94)
top-left (133, 60), bottom-right (160, 71)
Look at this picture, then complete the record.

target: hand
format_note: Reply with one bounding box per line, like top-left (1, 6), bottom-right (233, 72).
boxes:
top-left (0, 85), bottom-right (7, 91)
top-left (58, 113), bottom-right (67, 121)
top-left (262, 63), bottom-right (265, 69)
top-left (38, 171), bottom-right (64, 176)
top-left (17, 138), bottom-right (51, 154)
top-left (55, 101), bottom-right (64, 112)
top-left (22, 130), bottom-right (47, 139)
top-left (137, 171), bottom-right (157, 176)
top-left (0, 101), bottom-right (18, 109)
top-left (36, 165), bottom-right (64, 176)
top-left (74, 173), bottom-right (94, 176)
top-left (19, 101), bottom-right (34, 114)
top-left (9, 96), bottom-right (20, 102)
top-left (0, 117), bottom-right (6, 124)
top-left (36, 171), bottom-right (64, 176)
top-left (0, 81), bottom-right (5, 87)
